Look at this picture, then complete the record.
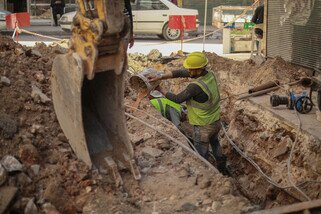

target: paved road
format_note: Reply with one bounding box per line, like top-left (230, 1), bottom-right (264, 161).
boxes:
top-left (2, 24), bottom-right (222, 44)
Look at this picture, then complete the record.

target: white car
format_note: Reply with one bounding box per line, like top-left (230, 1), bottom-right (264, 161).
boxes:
top-left (0, 10), bottom-right (11, 30)
top-left (59, 0), bottom-right (199, 40)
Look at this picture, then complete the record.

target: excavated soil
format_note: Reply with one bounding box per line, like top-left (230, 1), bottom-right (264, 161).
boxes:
top-left (1, 34), bottom-right (320, 213)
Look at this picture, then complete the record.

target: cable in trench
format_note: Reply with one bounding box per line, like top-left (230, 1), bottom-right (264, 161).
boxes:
top-left (124, 112), bottom-right (220, 174)
top-left (125, 104), bottom-right (197, 152)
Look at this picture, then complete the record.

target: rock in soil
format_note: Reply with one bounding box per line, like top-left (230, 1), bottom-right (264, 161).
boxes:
top-left (0, 164), bottom-right (7, 186)
top-left (31, 85), bottom-right (50, 103)
top-left (179, 202), bottom-right (198, 212)
top-left (1, 155), bottom-right (23, 172)
top-left (24, 198), bottom-right (38, 214)
top-left (0, 186), bottom-right (18, 214)
top-left (0, 113), bottom-right (18, 139)
top-left (141, 147), bottom-right (163, 158)
top-left (0, 76), bottom-right (11, 86)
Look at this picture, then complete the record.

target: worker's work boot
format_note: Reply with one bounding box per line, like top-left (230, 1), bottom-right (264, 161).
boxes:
top-left (216, 156), bottom-right (230, 176)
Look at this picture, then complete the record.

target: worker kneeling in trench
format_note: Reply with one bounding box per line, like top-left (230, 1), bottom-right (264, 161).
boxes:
top-left (147, 52), bottom-right (229, 175)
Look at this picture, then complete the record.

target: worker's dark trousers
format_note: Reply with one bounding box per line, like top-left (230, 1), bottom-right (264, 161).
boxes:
top-left (52, 6), bottom-right (64, 26)
top-left (192, 125), bottom-right (223, 161)
top-left (179, 120), bottom-right (224, 160)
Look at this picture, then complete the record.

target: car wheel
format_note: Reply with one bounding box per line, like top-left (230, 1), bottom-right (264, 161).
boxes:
top-left (162, 22), bottom-right (181, 41)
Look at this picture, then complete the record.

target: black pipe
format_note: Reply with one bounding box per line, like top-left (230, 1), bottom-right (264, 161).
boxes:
top-left (248, 80), bottom-right (280, 94)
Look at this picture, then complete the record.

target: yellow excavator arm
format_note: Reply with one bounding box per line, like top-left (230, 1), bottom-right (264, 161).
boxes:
top-left (51, 0), bottom-right (140, 186)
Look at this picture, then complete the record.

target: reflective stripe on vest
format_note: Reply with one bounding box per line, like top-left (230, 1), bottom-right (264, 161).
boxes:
top-left (187, 72), bottom-right (220, 111)
top-left (150, 98), bottom-right (182, 117)
top-left (156, 98), bottom-right (166, 117)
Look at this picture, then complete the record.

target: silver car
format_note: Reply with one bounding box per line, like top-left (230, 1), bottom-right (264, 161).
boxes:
top-left (59, 0), bottom-right (199, 40)
top-left (0, 9), bottom-right (11, 30)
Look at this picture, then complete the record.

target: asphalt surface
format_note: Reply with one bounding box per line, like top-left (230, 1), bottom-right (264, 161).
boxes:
top-left (1, 23), bottom-right (222, 44)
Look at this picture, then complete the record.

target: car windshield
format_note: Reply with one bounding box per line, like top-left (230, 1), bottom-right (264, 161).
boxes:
top-left (138, 0), bottom-right (168, 10)
top-left (0, 10), bottom-right (11, 14)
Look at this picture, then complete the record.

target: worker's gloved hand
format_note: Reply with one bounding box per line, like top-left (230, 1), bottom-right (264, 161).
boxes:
top-left (146, 73), bottom-right (162, 82)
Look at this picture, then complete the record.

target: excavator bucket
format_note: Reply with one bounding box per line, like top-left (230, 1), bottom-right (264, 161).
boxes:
top-left (51, 0), bottom-right (141, 185)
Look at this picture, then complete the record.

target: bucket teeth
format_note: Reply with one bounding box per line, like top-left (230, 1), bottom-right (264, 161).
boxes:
top-left (105, 156), bottom-right (123, 187)
top-left (123, 153), bottom-right (141, 180)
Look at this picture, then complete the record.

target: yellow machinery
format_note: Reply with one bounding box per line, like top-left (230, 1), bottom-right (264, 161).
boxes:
top-left (51, 0), bottom-right (140, 186)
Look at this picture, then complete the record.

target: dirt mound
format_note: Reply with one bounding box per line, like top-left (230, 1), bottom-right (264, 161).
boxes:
top-left (0, 36), bottom-right (94, 213)
top-left (0, 37), bottom-right (253, 213)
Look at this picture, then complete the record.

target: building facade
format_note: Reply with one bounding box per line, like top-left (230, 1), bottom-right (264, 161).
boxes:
top-left (266, 0), bottom-right (321, 72)
top-left (183, 0), bottom-right (253, 25)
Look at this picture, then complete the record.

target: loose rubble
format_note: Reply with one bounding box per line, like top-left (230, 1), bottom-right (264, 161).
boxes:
top-left (0, 34), bottom-right (320, 213)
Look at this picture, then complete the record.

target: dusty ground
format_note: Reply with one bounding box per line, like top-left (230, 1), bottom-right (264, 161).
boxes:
top-left (0, 35), bottom-right (320, 214)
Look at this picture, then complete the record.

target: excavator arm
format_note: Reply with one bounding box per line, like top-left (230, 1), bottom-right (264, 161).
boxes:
top-left (51, 0), bottom-right (140, 186)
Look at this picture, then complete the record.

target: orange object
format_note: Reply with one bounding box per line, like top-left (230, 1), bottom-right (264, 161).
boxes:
top-left (168, 15), bottom-right (196, 30)
top-left (6, 12), bottom-right (30, 30)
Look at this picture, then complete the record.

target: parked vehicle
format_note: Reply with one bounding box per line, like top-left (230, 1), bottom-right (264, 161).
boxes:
top-left (59, 0), bottom-right (199, 40)
top-left (0, 9), bottom-right (11, 30)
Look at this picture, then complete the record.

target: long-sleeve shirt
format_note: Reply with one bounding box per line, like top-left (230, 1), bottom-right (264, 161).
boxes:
top-left (251, 5), bottom-right (264, 24)
top-left (124, 0), bottom-right (134, 34)
top-left (50, 0), bottom-right (65, 8)
top-left (165, 70), bottom-right (209, 104)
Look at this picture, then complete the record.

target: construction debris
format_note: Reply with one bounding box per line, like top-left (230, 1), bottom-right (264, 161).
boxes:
top-left (1, 155), bottom-right (23, 172)
top-left (0, 34), bottom-right (320, 213)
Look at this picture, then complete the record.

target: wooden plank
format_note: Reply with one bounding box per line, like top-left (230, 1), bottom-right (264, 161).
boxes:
top-left (0, 186), bottom-right (18, 214)
top-left (251, 199), bottom-right (321, 214)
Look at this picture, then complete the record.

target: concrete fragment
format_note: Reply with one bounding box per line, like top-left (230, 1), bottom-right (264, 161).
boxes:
top-left (129, 134), bottom-right (144, 146)
top-left (180, 202), bottom-right (197, 211)
top-left (1, 155), bottom-right (23, 172)
top-left (30, 165), bottom-right (40, 176)
top-left (17, 173), bottom-right (32, 186)
top-left (200, 179), bottom-right (212, 189)
top-left (34, 72), bottom-right (45, 83)
top-left (203, 199), bottom-right (212, 205)
top-left (42, 203), bottom-right (60, 214)
top-left (259, 132), bottom-right (269, 141)
top-left (142, 196), bottom-right (151, 202)
top-left (26, 49), bottom-right (42, 58)
top-left (0, 76), bottom-right (11, 86)
top-left (143, 133), bottom-right (152, 141)
top-left (0, 113), bottom-right (18, 139)
top-left (0, 186), bottom-right (18, 214)
top-left (142, 147), bottom-right (163, 158)
top-left (273, 140), bottom-right (289, 158)
top-left (31, 85), bottom-right (50, 104)
top-left (30, 124), bottom-right (44, 134)
top-left (0, 164), bottom-right (7, 186)
top-left (15, 48), bottom-right (24, 55)
top-left (156, 139), bottom-right (171, 150)
top-left (24, 198), bottom-right (38, 214)
top-left (211, 201), bottom-right (221, 212)
top-left (147, 49), bottom-right (162, 61)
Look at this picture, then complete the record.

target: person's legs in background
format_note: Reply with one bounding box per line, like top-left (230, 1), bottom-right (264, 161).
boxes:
top-left (52, 8), bottom-right (58, 26)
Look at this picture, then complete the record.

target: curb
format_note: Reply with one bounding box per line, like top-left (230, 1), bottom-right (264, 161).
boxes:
top-left (0, 30), bottom-right (71, 37)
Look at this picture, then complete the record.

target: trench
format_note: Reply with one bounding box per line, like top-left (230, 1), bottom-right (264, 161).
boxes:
top-left (218, 103), bottom-right (321, 210)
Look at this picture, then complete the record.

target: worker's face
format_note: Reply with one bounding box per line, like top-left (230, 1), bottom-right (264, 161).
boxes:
top-left (188, 68), bottom-right (203, 78)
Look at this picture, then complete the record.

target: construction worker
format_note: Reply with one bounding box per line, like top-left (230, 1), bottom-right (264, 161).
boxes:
top-left (148, 52), bottom-right (229, 175)
top-left (50, 0), bottom-right (65, 26)
top-left (149, 95), bottom-right (183, 127)
top-left (251, 2), bottom-right (264, 49)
